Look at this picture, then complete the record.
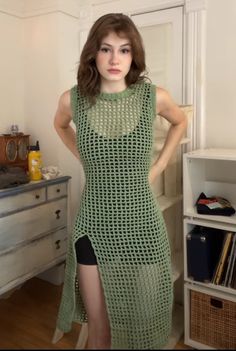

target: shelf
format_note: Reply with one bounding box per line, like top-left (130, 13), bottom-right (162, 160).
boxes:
top-left (184, 216), bottom-right (236, 235)
top-left (185, 207), bottom-right (236, 225)
top-left (185, 278), bottom-right (236, 296)
top-left (186, 148), bottom-right (236, 161)
top-left (158, 194), bottom-right (182, 212)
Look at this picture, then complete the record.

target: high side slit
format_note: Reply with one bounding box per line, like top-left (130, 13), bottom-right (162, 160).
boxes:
top-left (56, 82), bottom-right (174, 349)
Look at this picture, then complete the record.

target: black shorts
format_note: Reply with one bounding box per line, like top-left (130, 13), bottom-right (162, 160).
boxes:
top-left (75, 235), bottom-right (97, 265)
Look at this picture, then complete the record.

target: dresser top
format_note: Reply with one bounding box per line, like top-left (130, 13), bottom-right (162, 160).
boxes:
top-left (0, 175), bottom-right (71, 198)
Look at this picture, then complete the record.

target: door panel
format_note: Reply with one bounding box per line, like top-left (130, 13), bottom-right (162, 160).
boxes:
top-left (132, 8), bottom-right (184, 198)
top-left (131, 7), bottom-right (183, 104)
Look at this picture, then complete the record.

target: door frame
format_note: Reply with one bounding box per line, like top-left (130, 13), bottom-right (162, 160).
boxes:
top-left (78, 0), bottom-right (207, 149)
top-left (131, 7), bottom-right (183, 105)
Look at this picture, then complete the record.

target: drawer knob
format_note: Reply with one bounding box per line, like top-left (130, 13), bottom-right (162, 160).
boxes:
top-left (56, 188), bottom-right (61, 193)
top-left (55, 239), bottom-right (61, 250)
top-left (35, 194), bottom-right (40, 199)
top-left (55, 209), bottom-right (61, 219)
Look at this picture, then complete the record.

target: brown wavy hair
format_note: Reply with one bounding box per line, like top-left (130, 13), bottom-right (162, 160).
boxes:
top-left (77, 13), bottom-right (148, 103)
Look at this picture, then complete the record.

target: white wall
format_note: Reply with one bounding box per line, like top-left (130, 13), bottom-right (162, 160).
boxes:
top-left (0, 12), bottom-right (24, 134)
top-left (56, 12), bottom-right (86, 221)
top-left (24, 13), bottom-right (60, 160)
top-left (205, 0), bottom-right (236, 148)
top-left (24, 11), bottom-right (84, 220)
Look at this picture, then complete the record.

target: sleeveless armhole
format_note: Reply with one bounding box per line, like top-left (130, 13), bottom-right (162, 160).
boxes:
top-left (70, 85), bottom-right (78, 125)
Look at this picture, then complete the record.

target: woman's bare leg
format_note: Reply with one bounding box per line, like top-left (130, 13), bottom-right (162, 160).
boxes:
top-left (77, 264), bottom-right (111, 349)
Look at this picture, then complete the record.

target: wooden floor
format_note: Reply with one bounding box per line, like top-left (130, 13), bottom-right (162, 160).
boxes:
top-left (0, 277), bottom-right (192, 349)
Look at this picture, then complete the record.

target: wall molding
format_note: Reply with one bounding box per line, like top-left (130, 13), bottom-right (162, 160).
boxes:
top-left (0, 0), bottom-right (24, 17)
top-left (92, 0), bottom-right (184, 19)
top-left (185, 0), bottom-right (207, 13)
top-left (0, 0), bottom-right (81, 18)
top-left (184, 4), bottom-right (207, 148)
top-left (0, 0), bottom-right (207, 18)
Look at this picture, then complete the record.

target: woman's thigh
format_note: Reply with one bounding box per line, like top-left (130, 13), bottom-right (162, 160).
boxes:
top-left (77, 264), bottom-right (110, 326)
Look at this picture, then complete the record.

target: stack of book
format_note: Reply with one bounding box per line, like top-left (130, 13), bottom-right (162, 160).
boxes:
top-left (212, 231), bottom-right (236, 288)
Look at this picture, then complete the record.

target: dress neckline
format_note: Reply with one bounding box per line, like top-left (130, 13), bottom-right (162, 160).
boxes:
top-left (98, 85), bottom-right (135, 101)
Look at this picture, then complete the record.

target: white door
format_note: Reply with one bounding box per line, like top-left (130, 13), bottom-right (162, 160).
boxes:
top-left (131, 7), bottom-right (183, 104)
top-left (132, 8), bottom-right (184, 200)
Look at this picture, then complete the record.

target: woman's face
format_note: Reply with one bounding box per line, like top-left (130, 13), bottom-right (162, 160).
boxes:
top-left (95, 31), bottom-right (132, 88)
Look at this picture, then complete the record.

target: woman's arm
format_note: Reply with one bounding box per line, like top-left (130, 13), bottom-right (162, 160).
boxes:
top-left (54, 90), bottom-right (81, 161)
top-left (149, 87), bottom-right (188, 185)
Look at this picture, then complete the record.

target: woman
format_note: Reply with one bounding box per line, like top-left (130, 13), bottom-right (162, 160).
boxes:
top-left (53, 13), bottom-right (187, 350)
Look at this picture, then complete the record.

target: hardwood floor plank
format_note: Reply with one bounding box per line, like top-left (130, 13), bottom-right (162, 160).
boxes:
top-left (0, 277), bottom-right (192, 349)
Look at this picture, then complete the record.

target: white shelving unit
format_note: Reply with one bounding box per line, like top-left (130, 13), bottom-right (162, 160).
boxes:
top-left (183, 148), bottom-right (236, 349)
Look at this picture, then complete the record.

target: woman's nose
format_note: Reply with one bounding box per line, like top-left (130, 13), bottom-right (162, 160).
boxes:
top-left (110, 51), bottom-right (119, 65)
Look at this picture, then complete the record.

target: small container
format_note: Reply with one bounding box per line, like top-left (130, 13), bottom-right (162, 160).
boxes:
top-left (28, 141), bottom-right (42, 181)
top-left (10, 124), bottom-right (19, 135)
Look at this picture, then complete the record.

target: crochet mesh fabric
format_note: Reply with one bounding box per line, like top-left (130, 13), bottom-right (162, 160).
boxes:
top-left (56, 82), bottom-right (174, 349)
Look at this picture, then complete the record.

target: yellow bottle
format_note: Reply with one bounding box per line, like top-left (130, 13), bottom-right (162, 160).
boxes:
top-left (28, 141), bottom-right (42, 181)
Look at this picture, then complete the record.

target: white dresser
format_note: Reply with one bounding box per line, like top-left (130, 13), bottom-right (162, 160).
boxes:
top-left (0, 176), bottom-right (71, 296)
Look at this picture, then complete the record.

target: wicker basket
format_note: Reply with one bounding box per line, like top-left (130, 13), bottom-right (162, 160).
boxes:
top-left (190, 290), bottom-right (236, 349)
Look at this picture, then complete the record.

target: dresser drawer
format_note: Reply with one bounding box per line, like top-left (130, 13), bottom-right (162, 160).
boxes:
top-left (47, 182), bottom-right (67, 200)
top-left (0, 198), bottom-right (67, 253)
top-left (0, 228), bottom-right (67, 288)
top-left (0, 187), bottom-right (46, 215)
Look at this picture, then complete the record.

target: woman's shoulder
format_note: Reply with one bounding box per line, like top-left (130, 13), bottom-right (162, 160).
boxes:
top-left (70, 84), bottom-right (88, 103)
top-left (58, 85), bottom-right (79, 113)
top-left (133, 80), bottom-right (156, 92)
top-left (133, 81), bottom-right (174, 107)
top-left (70, 84), bottom-right (78, 94)
top-left (141, 83), bottom-right (170, 99)
top-left (58, 89), bottom-right (71, 110)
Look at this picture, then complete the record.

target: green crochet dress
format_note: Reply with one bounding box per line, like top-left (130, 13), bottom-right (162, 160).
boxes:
top-left (56, 81), bottom-right (174, 349)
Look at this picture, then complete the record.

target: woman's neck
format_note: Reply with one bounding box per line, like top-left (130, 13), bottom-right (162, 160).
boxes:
top-left (99, 80), bottom-right (127, 94)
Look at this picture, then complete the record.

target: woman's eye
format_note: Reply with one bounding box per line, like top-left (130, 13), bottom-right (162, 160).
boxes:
top-left (100, 47), bottom-right (109, 53)
top-left (121, 48), bottom-right (130, 54)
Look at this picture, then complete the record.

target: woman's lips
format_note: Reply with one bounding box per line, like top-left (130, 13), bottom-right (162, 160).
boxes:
top-left (107, 69), bottom-right (121, 74)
